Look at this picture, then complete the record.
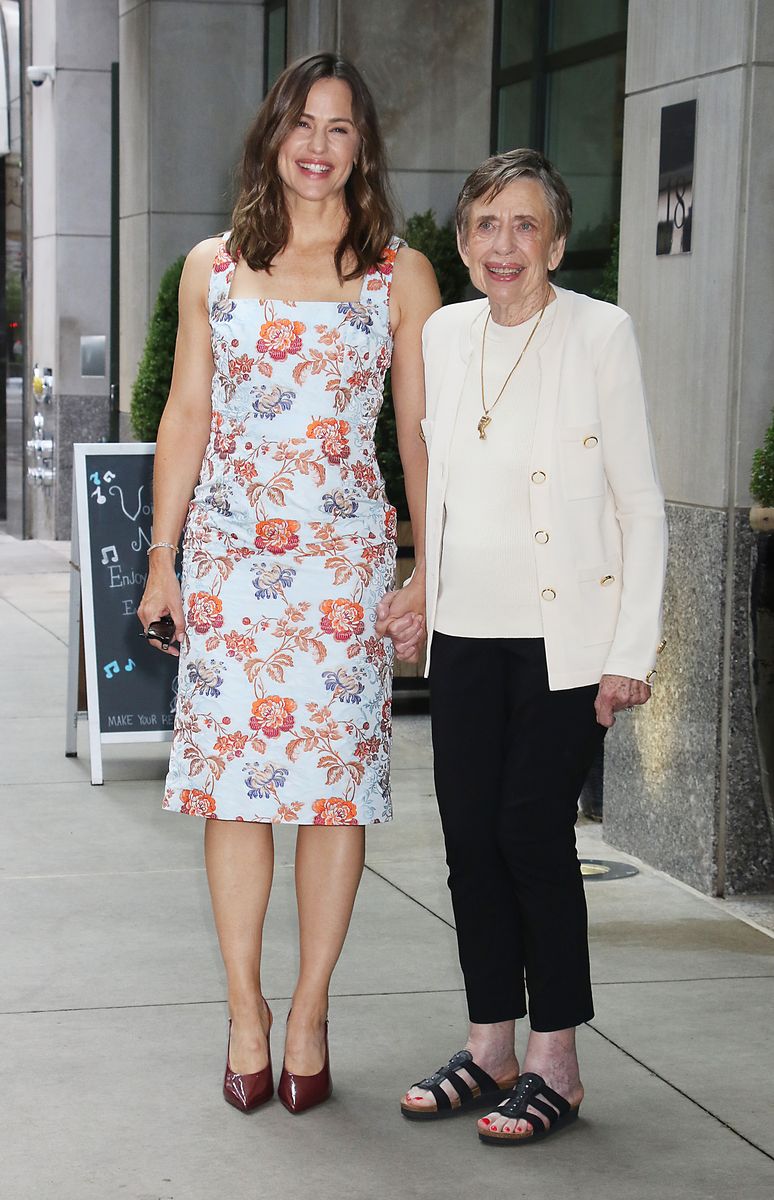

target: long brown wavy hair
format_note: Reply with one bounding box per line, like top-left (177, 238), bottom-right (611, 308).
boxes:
top-left (227, 54), bottom-right (395, 282)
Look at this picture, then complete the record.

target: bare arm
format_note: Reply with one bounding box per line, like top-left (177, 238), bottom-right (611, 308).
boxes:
top-left (375, 247), bottom-right (441, 657)
top-left (136, 237), bottom-right (220, 654)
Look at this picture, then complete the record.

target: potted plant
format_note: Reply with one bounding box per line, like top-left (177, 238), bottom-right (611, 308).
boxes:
top-left (751, 409), bottom-right (774, 531)
top-left (130, 256), bottom-right (185, 441)
top-left (750, 409), bottom-right (774, 839)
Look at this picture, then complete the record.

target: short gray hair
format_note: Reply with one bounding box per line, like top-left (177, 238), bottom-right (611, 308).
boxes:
top-left (456, 149), bottom-right (573, 244)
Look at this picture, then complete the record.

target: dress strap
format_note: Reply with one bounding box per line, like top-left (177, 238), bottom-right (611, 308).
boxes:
top-left (360, 234), bottom-right (407, 306)
top-left (208, 233), bottom-right (237, 309)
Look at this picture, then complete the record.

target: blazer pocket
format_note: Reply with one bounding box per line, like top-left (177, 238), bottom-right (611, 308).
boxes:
top-left (578, 560), bottom-right (621, 645)
top-left (559, 421), bottom-right (605, 500)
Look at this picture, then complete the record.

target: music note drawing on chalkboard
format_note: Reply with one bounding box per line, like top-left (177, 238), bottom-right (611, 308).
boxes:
top-left (100, 544), bottom-right (118, 564)
top-left (103, 660), bottom-right (120, 678)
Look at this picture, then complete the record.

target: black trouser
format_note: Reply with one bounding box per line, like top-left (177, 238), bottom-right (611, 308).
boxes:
top-left (429, 633), bottom-right (606, 1032)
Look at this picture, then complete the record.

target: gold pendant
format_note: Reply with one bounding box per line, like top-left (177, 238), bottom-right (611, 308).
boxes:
top-left (478, 415), bottom-right (491, 439)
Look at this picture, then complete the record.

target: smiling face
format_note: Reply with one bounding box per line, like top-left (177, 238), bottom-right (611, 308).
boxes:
top-left (459, 177), bottom-right (566, 316)
top-left (277, 77), bottom-right (361, 203)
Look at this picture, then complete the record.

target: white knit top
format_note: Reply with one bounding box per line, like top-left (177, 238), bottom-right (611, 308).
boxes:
top-left (434, 301), bottom-right (557, 639)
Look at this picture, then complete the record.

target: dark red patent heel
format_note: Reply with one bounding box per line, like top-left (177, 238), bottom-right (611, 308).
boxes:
top-left (277, 1021), bottom-right (332, 1115)
top-left (223, 1011), bottom-right (274, 1113)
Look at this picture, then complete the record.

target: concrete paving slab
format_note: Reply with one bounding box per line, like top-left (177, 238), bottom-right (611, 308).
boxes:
top-left (4, 536), bottom-right (774, 1198)
top-left (0, 573), bottom-right (72, 603)
top-left (0, 678), bottom-right (74, 720)
top-left (0, 861), bottom-right (461, 1014)
top-left (2, 994), bottom-right (772, 1200)
top-left (366, 769), bottom-right (443, 864)
top-left (373, 856), bottom-right (774, 984)
top-left (722, 893), bottom-right (774, 936)
top-left (587, 875), bottom-right (774, 980)
top-left (0, 535), bottom-right (70, 574)
top-left (0, 594), bottom-right (67, 643)
top-left (388, 713), bottom-right (434, 769)
top-left (0, 600), bottom-right (71, 643)
top-left (1, 780), bottom-right (203, 879)
top-left (590, 976), bottom-right (774, 1155)
top-left (0, 719), bottom-right (172, 783)
top-left (0, 767), bottom-right (446, 877)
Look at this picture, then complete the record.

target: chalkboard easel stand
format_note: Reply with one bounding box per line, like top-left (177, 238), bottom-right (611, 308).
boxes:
top-left (65, 525), bottom-right (82, 760)
top-left (68, 444), bottom-right (177, 785)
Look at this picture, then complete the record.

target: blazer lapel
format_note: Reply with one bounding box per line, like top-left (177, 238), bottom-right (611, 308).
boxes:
top-left (532, 287), bottom-right (572, 451)
top-left (431, 299), bottom-right (488, 469)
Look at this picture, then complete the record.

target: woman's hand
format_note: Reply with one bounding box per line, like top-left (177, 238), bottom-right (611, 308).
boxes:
top-left (137, 557), bottom-right (185, 658)
top-left (594, 674), bottom-right (651, 728)
top-left (376, 578), bottom-right (426, 663)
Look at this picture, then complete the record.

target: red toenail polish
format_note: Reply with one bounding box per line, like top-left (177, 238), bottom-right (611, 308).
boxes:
top-left (481, 1118), bottom-right (490, 1125)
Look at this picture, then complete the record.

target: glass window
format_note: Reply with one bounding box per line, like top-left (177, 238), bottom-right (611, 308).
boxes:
top-left (548, 0), bottom-right (627, 52)
top-left (545, 52), bottom-right (624, 254)
top-left (497, 80), bottom-right (532, 153)
top-left (552, 265), bottom-right (605, 296)
top-left (491, 0), bottom-right (627, 297)
top-left (265, 2), bottom-right (287, 92)
top-left (500, 0), bottom-right (535, 68)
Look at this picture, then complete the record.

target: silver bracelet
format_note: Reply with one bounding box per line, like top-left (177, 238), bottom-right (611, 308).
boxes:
top-left (147, 541), bottom-right (178, 555)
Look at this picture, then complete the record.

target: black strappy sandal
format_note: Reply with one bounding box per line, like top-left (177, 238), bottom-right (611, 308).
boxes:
top-left (400, 1050), bottom-right (516, 1122)
top-left (477, 1072), bottom-right (581, 1146)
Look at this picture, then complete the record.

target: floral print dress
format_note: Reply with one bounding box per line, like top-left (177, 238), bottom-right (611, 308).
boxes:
top-left (163, 236), bottom-right (404, 824)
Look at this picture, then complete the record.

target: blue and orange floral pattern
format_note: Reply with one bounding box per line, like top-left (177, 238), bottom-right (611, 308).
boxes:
top-left (163, 235), bottom-right (403, 823)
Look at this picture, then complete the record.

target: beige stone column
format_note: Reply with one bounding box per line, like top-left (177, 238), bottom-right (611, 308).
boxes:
top-left (118, 0), bottom-right (265, 433)
top-left (606, 0), bottom-right (774, 894)
top-left (26, 0), bottom-right (117, 538)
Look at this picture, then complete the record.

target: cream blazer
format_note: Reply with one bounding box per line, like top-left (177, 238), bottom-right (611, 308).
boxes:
top-left (420, 287), bottom-right (668, 690)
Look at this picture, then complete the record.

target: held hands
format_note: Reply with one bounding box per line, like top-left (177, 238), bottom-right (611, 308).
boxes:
top-left (137, 553), bottom-right (185, 658)
top-left (594, 674), bottom-right (651, 728)
top-left (375, 577), bottom-right (426, 664)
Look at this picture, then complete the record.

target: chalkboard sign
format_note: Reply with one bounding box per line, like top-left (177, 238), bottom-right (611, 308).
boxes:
top-left (68, 443), bottom-right (180, 784)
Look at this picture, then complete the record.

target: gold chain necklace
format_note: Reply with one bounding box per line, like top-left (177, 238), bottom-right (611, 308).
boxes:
top-left (478, 289), bottom-right (550, 439)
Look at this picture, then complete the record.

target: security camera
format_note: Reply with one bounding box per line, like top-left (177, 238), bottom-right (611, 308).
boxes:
top-left (27, 65), bottom-right (55, 87)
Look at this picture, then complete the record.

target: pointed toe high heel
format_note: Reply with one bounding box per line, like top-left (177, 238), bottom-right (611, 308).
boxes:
top-left (278, 1020), bottom-right (332, 1115)
top-left (223, 1010), bottom-right (274, 1113)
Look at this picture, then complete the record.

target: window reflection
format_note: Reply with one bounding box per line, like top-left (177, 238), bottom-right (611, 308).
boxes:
top-left (545, 54), bottom-right (624, 255)
top-left (497, 80), bottom-right (532, 152)
top-left (492, 1), bottom-right (627, 296)
top-left (500, 1), bottom-right (535, 67)
top-left (265, 2), bottom-right (287, 93)
top-left (548, 0), bottom-right (627, 53)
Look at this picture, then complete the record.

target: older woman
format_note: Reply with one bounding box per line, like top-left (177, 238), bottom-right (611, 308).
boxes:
top-left (379, 149), bottom-right (666, 1145)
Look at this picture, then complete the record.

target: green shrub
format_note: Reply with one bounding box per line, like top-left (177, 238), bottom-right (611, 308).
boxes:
top-left (752, 414), bottom-right (774, 508)
top-left (130, 255), bottom-right (185, 441)
top-left (376, 210), bottom-right (469, 519)
top-left (593, 223), bottom-right (619, 305)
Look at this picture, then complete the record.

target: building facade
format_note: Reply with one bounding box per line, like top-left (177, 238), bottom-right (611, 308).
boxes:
top-left (6, 0), bottom-right (774, 895)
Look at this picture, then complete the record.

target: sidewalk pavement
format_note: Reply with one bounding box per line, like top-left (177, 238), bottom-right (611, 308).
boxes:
top-left (1, 532), bottom-right (773, 1200)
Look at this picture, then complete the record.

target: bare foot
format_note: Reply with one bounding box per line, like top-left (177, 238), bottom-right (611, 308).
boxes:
top-left (228, 999), bottom-right (272, 1075)
top-left (478, 1029), bottom-right (583, 1138)
top-left (402, 1023), bottom-right (519, 1114)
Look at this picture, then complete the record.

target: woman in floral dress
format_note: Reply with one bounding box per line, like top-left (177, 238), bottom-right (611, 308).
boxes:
top-left (138, 54), bottom-right (438, 1113)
